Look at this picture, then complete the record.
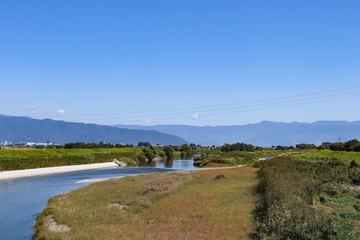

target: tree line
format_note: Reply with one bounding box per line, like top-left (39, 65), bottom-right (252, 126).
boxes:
top-left (64, 142), bottom-right (133, 149)
top-left (329, 139), bottom-right (360, 152)
top-left (274, 139), bottom-right (360, 152)
top-left (220, 143), bottom-right (255, 152)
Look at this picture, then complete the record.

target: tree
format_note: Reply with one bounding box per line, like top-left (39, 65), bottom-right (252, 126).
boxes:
top-left (189, 143), bottom-right (197, 149)
top-left (142, 148), bottom-right (156, 161)
top-left (138, 142), bottom-right (151, 148)
top-left (296, 143), bottom-right (316, 149)
top-left (275, 145), bottom-right (294, 151)
top-left (220, 142), bottom-right (255, 152)
top-left (180, 144), bottom-right (193, 158)
top-left (163, 145), bottom-right (174, 160)
top-left (344, 139), bottom-right (360, 152)
top-left (330, 142), bottom-right (345, 151)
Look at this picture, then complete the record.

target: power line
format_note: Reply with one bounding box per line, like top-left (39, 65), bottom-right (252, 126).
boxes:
top-left (51, 88), bottom-right (360, 122)
top-left (44, 86), bottom-right (360, 119)
top-left (89, 92), bottom-right (360, 125)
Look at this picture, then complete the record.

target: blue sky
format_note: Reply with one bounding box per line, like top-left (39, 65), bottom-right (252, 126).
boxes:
top-left (1, 0), bottom-right (359, 126)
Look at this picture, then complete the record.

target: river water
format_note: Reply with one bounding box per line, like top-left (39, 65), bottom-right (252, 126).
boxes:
top-left (0, 158), bottom-right (196, 240)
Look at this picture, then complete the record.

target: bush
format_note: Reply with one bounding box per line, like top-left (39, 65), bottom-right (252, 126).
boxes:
top-left (163, 146), bottom-right (174, 160)
top-left (141, 148), bottom-right (156, 161)
top-left (330, 142), bottom-right (345, 151)
top-left (252, 156), bottom-right (359, 239)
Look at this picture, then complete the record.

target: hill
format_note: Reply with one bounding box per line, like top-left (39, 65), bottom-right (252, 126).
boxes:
top-left (113, 121), bottom-right (360, 146)
top-left (0, 115), bottom-right (186, 145)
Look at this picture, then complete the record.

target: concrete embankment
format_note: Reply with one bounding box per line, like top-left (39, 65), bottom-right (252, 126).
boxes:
top-left (0, 162), bottom-right (119, 181)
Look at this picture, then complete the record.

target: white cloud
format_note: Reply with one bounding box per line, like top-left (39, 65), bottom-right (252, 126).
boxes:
top-left (57, 109), bottom-right (66, 114)
top-left (144, 118), bottom-right (151, 124)
top-left (24, 105), bottom-right (44, 114)
top-left (24, 105), bottom-right (37, 111)
top-left (191, 112), bottom-right (199, 119)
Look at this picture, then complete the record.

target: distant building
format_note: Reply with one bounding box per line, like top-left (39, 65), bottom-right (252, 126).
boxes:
top-left (322, 142), bottom-right (332, 147)
top-left (153, 144), bottom-right (163, 148)
top-left (12, 142), bottom-right (54, 147)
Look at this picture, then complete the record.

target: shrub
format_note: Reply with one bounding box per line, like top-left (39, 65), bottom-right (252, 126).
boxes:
top-left (214, 174), bottom-right (227, 180)
top-left (252, 157), bottom-right (354, 239)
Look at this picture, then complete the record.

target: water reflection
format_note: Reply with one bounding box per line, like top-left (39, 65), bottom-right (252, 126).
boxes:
top-left (138, 157), bottom-right (196, 170)
top-left (165, 159), bottom-right (173, 168)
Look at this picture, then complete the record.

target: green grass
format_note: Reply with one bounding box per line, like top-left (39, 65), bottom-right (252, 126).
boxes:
top-left (0, 148), bottom-right (142, 171)
top-left (194, 151), bottom-right (258, 167)
top-left (277, 149), bottom-right (360, 164)
top-left (193, 150), bottom-right (279, 167)
top-left (253, 154), bottom-right (360, 240)
top-left (34, 167), bottom-right (258, 240)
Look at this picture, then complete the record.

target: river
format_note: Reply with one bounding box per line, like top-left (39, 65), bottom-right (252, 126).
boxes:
top-left (0, 158), bottom-right (196, 240)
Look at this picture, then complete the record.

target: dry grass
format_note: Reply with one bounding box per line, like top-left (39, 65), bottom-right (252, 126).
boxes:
top-left (140, 173), bottom-right (194, 195)
top-left (34, 167), bottom-right (258, 240)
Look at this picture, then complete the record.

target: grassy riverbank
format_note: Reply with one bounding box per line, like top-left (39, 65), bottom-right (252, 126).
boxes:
top-left (0, 148), bottom-right (142, 171)
top-left (34, 167), bottom-right (258, 240)
top-left (253, 154), bottom-right (360, 239)
top-left (285, 149), bottom-right (360, 164)
top-left (193, 150), bottom-right (279, 167)
top-left (33, 149), bottom-right (360, 239)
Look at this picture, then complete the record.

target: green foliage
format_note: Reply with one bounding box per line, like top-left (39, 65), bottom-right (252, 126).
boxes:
top-left (275, 145), bottom-right (294, 150)
top-left (180, 144), bottom-right (194, 158)
top-left (317, 145), bottom-right (327, 150)
top-left (189, 143), bottom-right (197, 149)
top-left (253, 156), bottom-right (360, 239)
top-left (344, 139), bottom-right (360, 152)
top-left (330, 139), bottom-right (360, 152)
top-left (296, 143), bottom-right (316, 149)
top-left (194, 151), bottom-right (257, 167)
top-left (141, 148), bottom-right (156, 161)
top-left (64, 142), bottom-right (134, 149)
top-left (0, 148), bottom-right (141, 171)
top-left (163, 145), bottom-right (174, 160)
top-left (220, 142), bottom-right (255, 152)
top-left (137, 142), bottom-right (151, 148)
top-left (330, 142), bottom-right (345, 151)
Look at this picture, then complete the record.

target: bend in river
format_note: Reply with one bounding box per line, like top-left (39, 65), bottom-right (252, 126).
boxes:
top-left (0, 158), bottom-right (196, 240)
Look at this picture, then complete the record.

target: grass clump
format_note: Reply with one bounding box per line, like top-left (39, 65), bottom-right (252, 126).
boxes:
top-left (140, 173), bottom-right (194, 196)
top-left (214, 174), bottom-right (227, 180)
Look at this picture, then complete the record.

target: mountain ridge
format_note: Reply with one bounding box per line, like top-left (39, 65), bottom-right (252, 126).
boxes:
top-left (113, 120), bottom-right (360, 146)
top-left (0, 115), bottom-right (187, 145)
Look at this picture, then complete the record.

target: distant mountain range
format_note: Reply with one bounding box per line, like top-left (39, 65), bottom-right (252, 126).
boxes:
top-left (1, 114), bottom-right (359, 146)
top-left (113, 121), bottom-right (360, 146)
top-left (0, 115), bottom-right (186, 145)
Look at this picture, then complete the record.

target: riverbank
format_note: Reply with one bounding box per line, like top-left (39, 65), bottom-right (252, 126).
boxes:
top-left (34, 166), bottom-right (258, 239)
top-left (253, 154), bottom-right (360, 239)
top-left (193, 150), bottom-right (279, 167)
top-left (0, 162), bottom-right (119, 180)
top-left (0, 148), bottom-right (142, 171)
